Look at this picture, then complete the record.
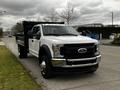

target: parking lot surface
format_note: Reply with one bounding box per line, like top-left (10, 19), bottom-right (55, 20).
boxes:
top-left (2, 37), bottom-right (120, 90)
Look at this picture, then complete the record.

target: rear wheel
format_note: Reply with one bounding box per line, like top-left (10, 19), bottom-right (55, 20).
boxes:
top-left (40, 54), bottom-right (53, 79)
top-left (18, 45), bottom-right (28, 58)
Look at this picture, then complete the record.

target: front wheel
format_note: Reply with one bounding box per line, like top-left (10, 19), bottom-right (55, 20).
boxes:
top-left (40, 55), bottom-right (53, 79)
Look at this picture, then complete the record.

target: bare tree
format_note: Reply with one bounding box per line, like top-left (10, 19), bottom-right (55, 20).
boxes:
top-left (48, 8), bottom-right (59, 22)
top-left (58, 2), bottom-right (77, 24)
top-left (42, 17), bottom-right (50, 22)
top-left (43, 8), bottom-right (59, 22)
top-left (0, 10), bottom-right (6, 25)
top-left (11, 23), bottom-right (23, 34)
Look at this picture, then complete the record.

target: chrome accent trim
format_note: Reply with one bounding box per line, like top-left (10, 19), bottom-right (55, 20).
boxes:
top-left (67, 55), bottom-right (101, 62)
top-left (61, 62), bottom-right (98, 68)
top-left (51, 55), bottom-right (101, 68)
top-left (52, 58), bottom-right (66, 61)
top-left (78, 48), bottom-right (87, 53)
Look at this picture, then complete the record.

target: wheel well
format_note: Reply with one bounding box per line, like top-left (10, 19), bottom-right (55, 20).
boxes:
top-left (39, 47), bottom-right (46, 55)
top-left (39, 45), bottom-right (52, 63)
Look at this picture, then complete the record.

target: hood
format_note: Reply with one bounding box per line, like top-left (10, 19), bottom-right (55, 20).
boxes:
top-left (44, 35), bottom-right (98, 44)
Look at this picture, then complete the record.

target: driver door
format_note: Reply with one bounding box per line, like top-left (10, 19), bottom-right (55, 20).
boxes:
top-left (29, 26), bottom-right (41, 57)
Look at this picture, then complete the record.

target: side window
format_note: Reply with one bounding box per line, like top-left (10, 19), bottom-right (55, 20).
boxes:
top-left (33, 26), bottom-right (41, 39)
top-left (32, 26), bottom-right (40, 35)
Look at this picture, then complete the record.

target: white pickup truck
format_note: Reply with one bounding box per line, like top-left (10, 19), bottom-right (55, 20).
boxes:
top-left (16, 21), bottom-right (101, 79)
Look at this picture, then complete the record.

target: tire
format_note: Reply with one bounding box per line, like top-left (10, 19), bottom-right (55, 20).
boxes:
top-left (40, 54), bottom-right (53, 79)
top-left (18, 45), bottom-right (28, 58)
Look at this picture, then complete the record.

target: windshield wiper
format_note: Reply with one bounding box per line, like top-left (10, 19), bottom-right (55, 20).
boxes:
top-left (60, 34), bottom-right (78, 36)
top-left (44, 34), bottom-right (61, 36)
top-left (45, 33), bottom-right (78, 36)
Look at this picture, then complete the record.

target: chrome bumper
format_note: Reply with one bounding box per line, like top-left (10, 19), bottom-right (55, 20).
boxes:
top-left (51, 55), bottom-right (101, 68)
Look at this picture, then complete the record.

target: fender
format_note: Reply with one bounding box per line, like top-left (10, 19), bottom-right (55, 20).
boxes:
top-left (39, 45), bottom-right (52, 60)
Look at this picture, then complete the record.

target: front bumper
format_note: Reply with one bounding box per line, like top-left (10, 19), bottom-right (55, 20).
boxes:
top-left (51, 55), bottom-right (101, 68)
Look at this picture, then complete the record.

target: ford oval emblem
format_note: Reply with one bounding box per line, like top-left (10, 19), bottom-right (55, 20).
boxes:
top-left (78, 48), bottom-right (87, 53)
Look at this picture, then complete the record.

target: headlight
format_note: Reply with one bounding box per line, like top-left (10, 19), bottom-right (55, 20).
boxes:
top-left (95, 43), bottom-right (100, 55)
top-left (52, 44), bottom-right (64, 58)
top-left (96, 44), bottom-right (99, 51)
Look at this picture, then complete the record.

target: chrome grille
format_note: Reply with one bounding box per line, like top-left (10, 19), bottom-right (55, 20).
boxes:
top-left (60, 43), bottom-right (96, 59)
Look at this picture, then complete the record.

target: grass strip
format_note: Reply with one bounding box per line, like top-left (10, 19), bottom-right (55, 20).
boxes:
top-left (0, 46), bottom-right (42, 90)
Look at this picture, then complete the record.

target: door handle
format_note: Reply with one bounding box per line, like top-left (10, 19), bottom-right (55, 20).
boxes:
top-left (32, 40), bottom-right (34, 42)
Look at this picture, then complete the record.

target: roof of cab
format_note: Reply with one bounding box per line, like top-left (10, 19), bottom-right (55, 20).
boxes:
top-left (35, 24), bottom-right (68, 27)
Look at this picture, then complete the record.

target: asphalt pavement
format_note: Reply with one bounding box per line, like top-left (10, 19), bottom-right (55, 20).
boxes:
top-left (2, 37), bottom-right (120, 90)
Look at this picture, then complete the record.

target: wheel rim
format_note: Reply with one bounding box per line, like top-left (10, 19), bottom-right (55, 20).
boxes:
top-left (40, 56), bottom-right (47, 75)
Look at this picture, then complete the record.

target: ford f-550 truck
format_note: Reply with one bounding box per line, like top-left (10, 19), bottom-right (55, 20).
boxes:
top-left (15, 21), bottom-right (101, 79)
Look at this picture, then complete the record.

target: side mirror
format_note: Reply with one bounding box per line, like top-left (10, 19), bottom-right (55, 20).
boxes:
top-left (35, 35), bottom-right (41, 40)
top-left (34, 33), bottom-right (41, 40)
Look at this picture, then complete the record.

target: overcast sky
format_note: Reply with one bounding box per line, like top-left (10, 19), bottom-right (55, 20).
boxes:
top-left (0, 0), bottom-right (120, 29)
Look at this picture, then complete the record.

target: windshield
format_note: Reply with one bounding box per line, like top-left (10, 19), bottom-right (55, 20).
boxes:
top-left (43, 26), bottom-right (79, 36)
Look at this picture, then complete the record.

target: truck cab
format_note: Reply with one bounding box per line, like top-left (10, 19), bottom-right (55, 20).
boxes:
top-left (16, 21), bottom-right (101, 79)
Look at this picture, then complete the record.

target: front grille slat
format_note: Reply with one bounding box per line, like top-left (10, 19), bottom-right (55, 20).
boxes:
top-left (60, 43), bottom-right (96, 59)
top-left (67, 59), bottom-right (97, 65)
